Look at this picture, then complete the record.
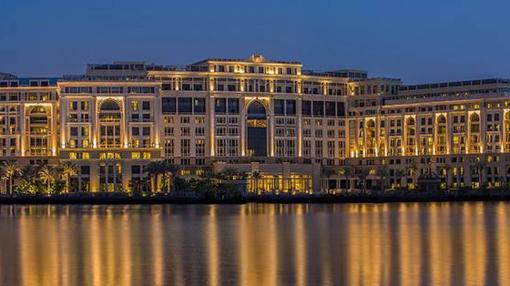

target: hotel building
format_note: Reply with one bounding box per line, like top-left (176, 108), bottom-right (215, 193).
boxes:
top-left (1, 55), bottom-right (510, 193)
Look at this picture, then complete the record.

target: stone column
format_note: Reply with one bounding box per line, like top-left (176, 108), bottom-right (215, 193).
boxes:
top-left (268, 99), bottom-right (275, 157)
top-left (122, 97), bottom-right (128, 148)
top-left (51, 104), bottom-right (58, 156)
top-left (92, 97), bottom-right (98, 148)
top-left (297, 98), bottom-right (303, 157)
top-left (209, 94), bottom-right (215, 157)
top-left (153, 90), bottom-right (161, 150)
top-left (480, 108), bottom-right (486, 153)
top-left (122, 161), bottom-right (130, 192)
top-left (90, 161), bottom-right (99, 192)
top-left (60, 96), bottom-right (67, 149)
top-left (240, 97), bottom-right (246, 156)
top-left (20, 105), bottom-right (25, 156)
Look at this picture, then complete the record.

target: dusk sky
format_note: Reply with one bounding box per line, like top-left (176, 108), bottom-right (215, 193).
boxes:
top-left (1, 0), bottom-right (509, 83)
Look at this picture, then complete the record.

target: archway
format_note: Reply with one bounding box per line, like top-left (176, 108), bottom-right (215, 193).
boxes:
top-left (246, 101), bottom-right (267, 156)
top-left (98, 100), bottom-right (122, 148)
top-left (97, 100), bottom-right (123, 191)
top-left (28, 106), bottom-right (50, 155)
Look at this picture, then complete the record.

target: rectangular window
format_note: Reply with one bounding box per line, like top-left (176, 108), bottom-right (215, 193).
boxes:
top-left (286, 100), bottom-right (296, 115)
top-left (193, 98), bottom-right (206, 114)
top-left (228, 98), bottom-right (239, 114)
top-left (178, 98), bottom-right (192, 113)
top-left (325, 102), bottom-right (336, 117)
top-left (302, 100), bottom-right (312, 116)
top-left (274, 99), bottom-right (284, 115)
top-left (336, 102), bottom-right (345, 117)
top-left (215, 98), bottom-right (227, 114)
top-left (162, 97), bottom-right (176, 114)
top-left (313, 101), bottom-right (324, 117)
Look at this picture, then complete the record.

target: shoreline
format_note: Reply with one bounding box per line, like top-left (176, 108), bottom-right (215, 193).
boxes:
top-left (1, 192), bottom-right (510, 204)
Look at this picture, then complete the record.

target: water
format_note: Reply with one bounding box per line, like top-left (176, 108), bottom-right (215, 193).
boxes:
top-left (0, 203), bottom-right (509, 286)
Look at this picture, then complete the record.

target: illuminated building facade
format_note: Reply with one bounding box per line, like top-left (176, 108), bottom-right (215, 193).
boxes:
top-left (1, 55), bottom-right (510, 192)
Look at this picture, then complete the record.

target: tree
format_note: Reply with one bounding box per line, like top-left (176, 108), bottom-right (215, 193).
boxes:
top-left (474, 158), bottom-right (486, 190)
top-left (2, 160), bottom-right (21, 195)
top-left (406, 161), bottom-right (419, 190)
top-left (339, 166), bottom-right (354, 191)
top-left (21, 165), bottom-right (38, 184)
top-left (355, 166), bottom-right (370, 194)
top-left (218, 167), bottom-right (241, 180)
top-left (145, 161), bottom-right (164, 192)
top-left (144, 160), bottom-right (178, 192)
top-left (38, 165), bottom-right (58, 196)
top-left (162, 161), bottom-right (178, 192)
top-left (251, 171), bottom-right (261, 193)
top-left (377, 165), bottom-right (390, 192)
top-left (394, 169), bottom-right (406, 190)
top-left (441, 164), bottom-right (452, 191)
top-left (129, 178), bottom-right (144, 195)
top-left (60, 162), bottom-right (79, 193)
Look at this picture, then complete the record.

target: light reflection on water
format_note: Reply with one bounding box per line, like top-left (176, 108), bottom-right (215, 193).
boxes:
top-left (0, 203), bottom-right (509, 286)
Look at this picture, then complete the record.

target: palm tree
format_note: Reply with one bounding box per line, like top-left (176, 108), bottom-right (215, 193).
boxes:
top-left (355, 166), bottom-right (370, 194)
top-left (163, 161), bottom-right (178, 192)
top-left (219, 167), bottom-right (240, 181)
top-left (441, 164), bottom-right (451, 191)
top-left (60, 162), bottom-right (78, 193)
top-left (474, 158), bottom-right (486, 190)
top-left (251, 171), bottom-right (261, 193)
top-left (21, 165), bottom-right (38, 183)
top-left (341, 166), bottom-right (354, 191)
top-left (144, 160), bottom-right (178, 192)
top-left (0, 168), bottom-right (5, 194)
top-left (145, 161), bottom-right (163, 192)
top-left (2, 160), bottom-right (21, 195)
top-left (395, 169), bottom-right (406, 190)
top-left (376, 165), bottom-right (389, 192)
top-left (38, 165), bottom-right (58, 196)
top-left (405, 161), bottom-right (419, 190)
top-left (129, 178), bottom-right (143, 194)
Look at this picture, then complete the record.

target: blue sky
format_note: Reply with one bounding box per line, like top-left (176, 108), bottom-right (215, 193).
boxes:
top-left (1, 0), bottom-right (509, 83)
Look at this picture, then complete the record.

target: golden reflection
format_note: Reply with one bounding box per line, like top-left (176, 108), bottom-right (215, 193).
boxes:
top-left (151, 206), bottom-right (164, 286)
top-left (399, 203), bottom-right (421, 286)
top-left (346, 204), bottom-right (361, 285)
top-left (0, 203), bottom-right (509, 286)
top-left (497, 203), bottom-right (510, 285)
top-left (207, 205), bottom-right (219, 286)
top-left (463, 203), bottom-right (487, 285)
top-left (294, 204), bottom-right (306, 286)
top-left (429, 203), bottom-right (452, 285)
top-left (238, 205), bottom-right (251, 286)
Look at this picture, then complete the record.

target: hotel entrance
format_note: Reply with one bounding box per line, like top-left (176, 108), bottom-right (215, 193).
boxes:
top-left (246, 101), bottom-right (267, 157)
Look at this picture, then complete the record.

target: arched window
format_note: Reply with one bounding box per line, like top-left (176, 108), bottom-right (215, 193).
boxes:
top-left (99, 100), bottom-right (121, 121)
top-left (100, 100), bottom-right (120, 111)
top-left (247, 101), bottom-right (266, 119)
top-left (28, 106), bottom-right (50, 155)
top-left (246, 101), bottom-right (268, 156)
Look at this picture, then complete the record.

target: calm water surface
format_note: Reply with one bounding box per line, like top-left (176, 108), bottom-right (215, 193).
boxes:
top-left (0, 202), bottom-right (509, 286)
